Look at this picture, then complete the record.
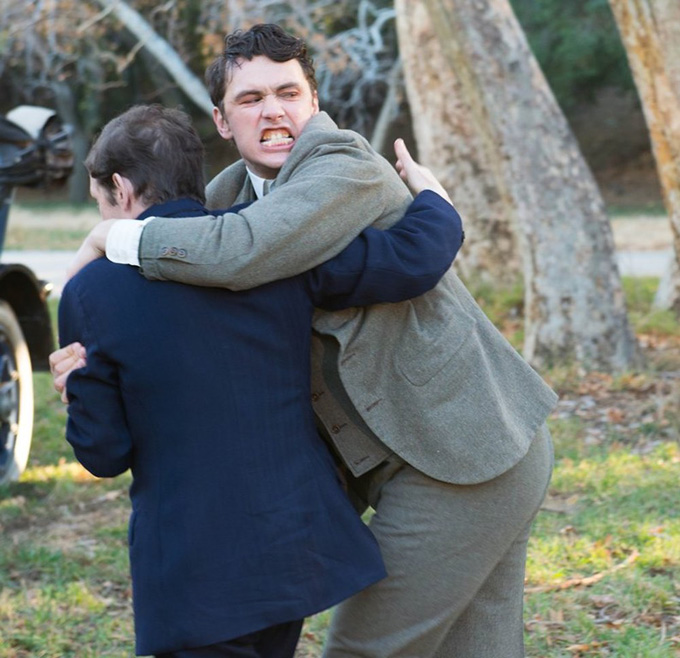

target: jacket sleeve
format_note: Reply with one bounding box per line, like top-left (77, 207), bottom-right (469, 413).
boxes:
top-left (137, 128), bottom-right (411, 291)
top-left (58, 283), bottom-right (133, 478)
top-left (305, 191), bottom-right (463, 310)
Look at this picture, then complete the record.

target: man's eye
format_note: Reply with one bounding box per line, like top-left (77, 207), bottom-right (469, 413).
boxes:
top-left (240, 96), bottom-right (260, 105)
top-left (280, 91), bottom-right (299, 99)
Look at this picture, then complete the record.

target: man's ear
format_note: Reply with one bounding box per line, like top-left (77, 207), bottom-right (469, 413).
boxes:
top-left (213, 107), bottom-right (233, 141)
top-left (111, 173), bottom-right (136, 213)
top-left (311, 91), bottom-right (320, 116)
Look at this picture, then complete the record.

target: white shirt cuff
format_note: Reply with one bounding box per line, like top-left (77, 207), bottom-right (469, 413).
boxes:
top-left (105, 218), bottom-right (154, 267)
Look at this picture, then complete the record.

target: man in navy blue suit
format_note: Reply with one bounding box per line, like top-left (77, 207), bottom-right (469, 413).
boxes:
top-left (58, 104), bottom-right (462, 657)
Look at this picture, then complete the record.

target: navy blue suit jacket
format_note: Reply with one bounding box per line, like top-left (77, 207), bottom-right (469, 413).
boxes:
top-left (59, 192), bottom-right (462, 655)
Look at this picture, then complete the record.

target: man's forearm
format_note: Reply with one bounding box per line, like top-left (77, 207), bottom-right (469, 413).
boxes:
top-left (137, 125), bottom-right (412, 291)
top-left (66, 219), bottom-right (119, 280)
top-left (67, 217), bottom-right (154, 280)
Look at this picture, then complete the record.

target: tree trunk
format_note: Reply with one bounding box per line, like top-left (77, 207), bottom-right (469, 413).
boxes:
top-left (51, 82), bottom-right (90, 204)
top-left (394, 1), bottom-right (520, 285)
top-left (608, 0), bottom-right (680, 314)
top-left (370, 58), bottom-right (403, 156)
top-left (395, 0), bottom-right (640, 372)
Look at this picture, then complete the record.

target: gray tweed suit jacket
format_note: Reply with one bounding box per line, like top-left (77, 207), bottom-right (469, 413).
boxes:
top-left (138, 112), bottom-right (557, 485)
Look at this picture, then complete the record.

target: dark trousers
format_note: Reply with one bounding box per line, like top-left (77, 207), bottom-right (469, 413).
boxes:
top-left (155, 619), bottom-right (304, 658)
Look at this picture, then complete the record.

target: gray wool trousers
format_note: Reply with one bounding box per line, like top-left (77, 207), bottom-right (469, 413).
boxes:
top-left (322, 424), bottom-right (553, 658)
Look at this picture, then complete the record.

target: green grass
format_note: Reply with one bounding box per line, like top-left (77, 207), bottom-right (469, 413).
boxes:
top-left (5, 227), bottom-right (96, 251)
top-left (470, 275), bottom-right (679, 347)
top-left (607, 202), bottom-right (668, 217)
top-left (1, 246), bottom-right (679, 656)
top-left (466, 277), bottom-right (525, 348)
top-left (5, 375), bottom-right (678, 656)
top-left (623, 277), bottom-right (680, 337)
top-left (524, 437), bottom-right (680, 657)
top-left (4, 201), bottom-right (98, 251)
top-left (1, 381), bottom-right (135, 657)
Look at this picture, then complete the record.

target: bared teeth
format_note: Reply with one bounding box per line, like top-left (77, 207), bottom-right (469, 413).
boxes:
top-left (261, 130), bottom-right (293, 145)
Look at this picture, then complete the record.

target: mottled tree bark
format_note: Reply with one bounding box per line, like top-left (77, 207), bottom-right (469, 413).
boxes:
top-left (609, 0), bottom-right (680, 313)
top-left (395, 0), bottom-right (640, 372)
top-left (394, 1), bottom-right (520, 285)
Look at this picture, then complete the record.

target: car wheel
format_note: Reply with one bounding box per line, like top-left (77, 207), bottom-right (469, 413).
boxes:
top-left (0, 300), bottom-right (33, 485)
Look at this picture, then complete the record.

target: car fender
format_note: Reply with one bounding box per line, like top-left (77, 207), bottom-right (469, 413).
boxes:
top-left (0, 263), bottom-right (54, 371)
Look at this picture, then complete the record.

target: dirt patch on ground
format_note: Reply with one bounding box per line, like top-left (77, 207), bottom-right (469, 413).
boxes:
top-left (610, 216), bottom-right (672, 251)
top-left (5, 485), bottom-right (129, 556)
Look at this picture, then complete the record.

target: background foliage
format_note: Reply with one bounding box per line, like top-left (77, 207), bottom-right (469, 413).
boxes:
top-left (0, 0), bottom-right (654, 204)
top-left (511, 0), bottom-right (635, 108)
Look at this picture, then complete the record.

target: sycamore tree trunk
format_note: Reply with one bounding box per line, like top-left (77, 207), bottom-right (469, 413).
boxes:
top-left (393, 2), bottom-right (521, 285)
top-left (395, 0), bottom-right (640, 372)
top-left (609, 0), bottom-right (680, 314)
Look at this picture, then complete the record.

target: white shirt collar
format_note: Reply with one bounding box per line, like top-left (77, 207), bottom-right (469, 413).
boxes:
top-left (246, 168), bottom-right (275, 199)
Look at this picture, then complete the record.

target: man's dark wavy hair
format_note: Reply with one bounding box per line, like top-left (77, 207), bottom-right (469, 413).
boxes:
top-left (85, 104), bottom-right (205, 206)
top-left (206, 23), bottom-right (318, 115)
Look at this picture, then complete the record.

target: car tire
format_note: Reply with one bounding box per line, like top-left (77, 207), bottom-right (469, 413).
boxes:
top-left (0, 300), bottom-right (33, 485)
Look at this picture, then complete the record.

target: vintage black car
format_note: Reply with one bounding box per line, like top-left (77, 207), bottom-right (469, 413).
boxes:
top-left (0, 106), bottom-right (73, 484)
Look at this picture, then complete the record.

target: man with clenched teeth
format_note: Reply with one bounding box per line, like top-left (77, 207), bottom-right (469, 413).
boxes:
top-left (54, 23), bottom-right (556, 658)
top-left (59, 104), bottom-right (462, 658)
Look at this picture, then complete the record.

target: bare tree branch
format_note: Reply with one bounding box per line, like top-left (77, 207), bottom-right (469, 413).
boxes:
top-left (91, 0), bottom-right (212, 115)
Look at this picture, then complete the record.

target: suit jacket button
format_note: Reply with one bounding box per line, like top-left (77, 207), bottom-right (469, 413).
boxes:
top-left (331, 425), bottom-right (340, 434)
top-left (160, 247), bottom-right (170, 256)
top-left (177, 249), bottom-right (187, 258)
